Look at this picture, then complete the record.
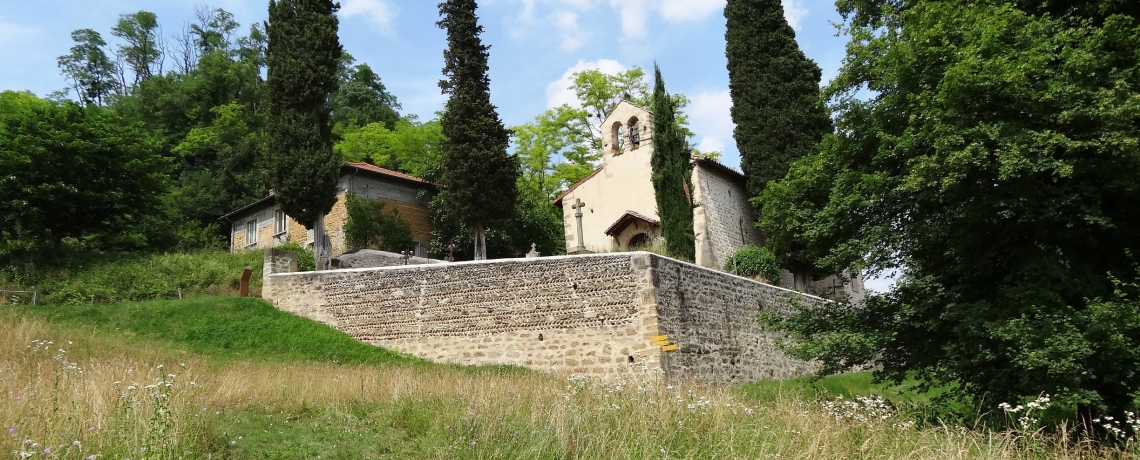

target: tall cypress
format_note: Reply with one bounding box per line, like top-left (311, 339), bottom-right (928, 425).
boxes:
top-left (266, 0), bottom-right (341, 266)
top-left (650, 64), bottom-right (695, 262)
top-left (725, 0), bottom-right (831, 204)
top-left (436, 0), bottom-right (518, 260)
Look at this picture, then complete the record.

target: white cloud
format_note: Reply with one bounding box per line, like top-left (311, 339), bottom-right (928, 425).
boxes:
top-left (658, 0), bottom-right (726, 22)
top-left (608, 0), bottom-right (650, 38)
top-left (545, 59), bottom-right (628, 108)
top-left (687, 90), bottom-right (734, 158)
top-left (553, 11), bottom-right (588, 51)
top-left (781, 0), bottom-right (808, 31)
top-left (507, 0), bottom-right (596, 49)
top-left (339, 0), bottom-right (397, 32)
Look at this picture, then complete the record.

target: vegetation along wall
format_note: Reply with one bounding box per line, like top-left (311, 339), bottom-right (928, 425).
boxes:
top-left (262, 250), bottom-right (823, 383)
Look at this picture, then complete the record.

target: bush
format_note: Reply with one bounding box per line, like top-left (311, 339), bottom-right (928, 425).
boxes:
top-left (0, 250), bottom-right (264, 305)
top-left (275, 242), bottom-right (315, 271)
top-left (343, 192), bottom-right (415, 252)
top-left (724, 246), bottom-right (780, 283)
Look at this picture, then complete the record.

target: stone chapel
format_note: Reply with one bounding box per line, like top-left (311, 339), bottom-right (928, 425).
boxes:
top-left (553, 101), bottom-right (864, 301)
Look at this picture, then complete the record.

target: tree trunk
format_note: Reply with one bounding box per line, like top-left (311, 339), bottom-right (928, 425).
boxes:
top-left (474, 223), bottom-right (487, 260)
top-left (314, 213), bottom-right (331, 271)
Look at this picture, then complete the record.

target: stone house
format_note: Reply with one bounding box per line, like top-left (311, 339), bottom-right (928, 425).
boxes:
top-left (222, 162), bottom-right (436, 258)
top-left (554, 101), bottom-right (864, 301)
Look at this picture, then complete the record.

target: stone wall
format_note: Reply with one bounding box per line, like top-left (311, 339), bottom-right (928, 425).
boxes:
top-left (650, 256), bottom-right (820, 382)
top-left (692, 164), bottom-right (763, 270)
top-left (263, 251), bottom-right (823, 384)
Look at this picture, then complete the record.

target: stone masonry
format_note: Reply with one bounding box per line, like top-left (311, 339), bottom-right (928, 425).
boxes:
top-left (263, 250), bottom-right (824, 384)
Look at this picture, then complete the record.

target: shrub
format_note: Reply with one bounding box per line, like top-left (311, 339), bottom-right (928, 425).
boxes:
top-left (275, 242), bottom-right (315, 271)
top-left (343, 192), bottom-right (415, 253)
top-left (0, 250), bottom-right (264, 304)
top-left (725, 246), bottom-right (780, 283)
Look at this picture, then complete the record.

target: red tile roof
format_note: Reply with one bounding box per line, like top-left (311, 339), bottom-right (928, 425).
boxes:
top-left (344, 162), bottom-right (434, 185)
top-left (552, 166), bottom-right (603, 207)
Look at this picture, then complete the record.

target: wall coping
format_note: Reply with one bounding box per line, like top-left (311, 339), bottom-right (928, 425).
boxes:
top-left (266, 251), bottom-right (828, 302)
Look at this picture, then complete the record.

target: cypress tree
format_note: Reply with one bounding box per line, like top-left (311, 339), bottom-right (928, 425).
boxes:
top-left (266, 0), bottom-right (341, 267)
top-left (436, 0), bottom-right (518, 260)
top-left (725, 0), bottom-right (831, 204)
top-left (650, 64), bottom-right (695, 262)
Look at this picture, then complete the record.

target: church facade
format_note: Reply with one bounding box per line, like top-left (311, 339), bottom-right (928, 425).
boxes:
top-left (554, 101), bottom-right (864, 301)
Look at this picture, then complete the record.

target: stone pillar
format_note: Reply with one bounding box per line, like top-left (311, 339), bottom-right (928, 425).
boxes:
top-left (263, 248), bottom-right (298, 303)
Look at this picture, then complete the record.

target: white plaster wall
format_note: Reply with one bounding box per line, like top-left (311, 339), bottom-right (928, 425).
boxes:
top-left (561, 101), bottom-right (659, 252)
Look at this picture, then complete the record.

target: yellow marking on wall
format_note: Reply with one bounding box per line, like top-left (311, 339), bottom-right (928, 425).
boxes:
top-left (662, 344), bottom-right (679, 352)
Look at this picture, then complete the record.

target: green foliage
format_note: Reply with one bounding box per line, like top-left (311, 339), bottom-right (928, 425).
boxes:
top-left (759, 1), bottom-right (1140, 422)
top-left (14, 297), bottom-right (421, 366)
top-left (331, 56), bottom-right (401, 131)
top-left (429, 188), bottom-right (565, 260)
top-left (436, 0), bottom-right (519, 258)
top-left (724, 0), bottom-right (831, 204)
top-left (0, 249), bottom-right (264, 305)
top-left (0, 101), bottom-right (169, 251)
top-left (649, 65), bottom-right (695, 262)
top-left (724, 246), bottom-right (780, 282)
top-left (276, 242), bottom-right (315, 271)
top-left (266, 0), bottom-right (342, 228)
top-left (343, 193), bottom-right (415, 253)
top-left (335, 116), bottom-right (444, 179)
top-left (111, 11), bottom-right (162, 85)
top-left (57, 29), bottom-right (119, 105)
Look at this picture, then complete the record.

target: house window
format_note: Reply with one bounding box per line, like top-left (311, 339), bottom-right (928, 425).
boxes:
top-left (246, 220), bottom-right (257, 246)
top-left (274, 209), bottom-right (287, 235)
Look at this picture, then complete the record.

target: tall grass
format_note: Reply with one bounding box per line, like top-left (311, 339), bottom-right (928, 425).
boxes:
top-left (1, 300), bottom-right (1131, 459)
top-left (0, 250), bottom-right (264, 305)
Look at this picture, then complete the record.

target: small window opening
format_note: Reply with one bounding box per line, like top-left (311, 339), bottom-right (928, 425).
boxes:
top-left (246, 220), bottom-right (257, 246)
top-left (628, 356), bottom-right (635, 364)
top-left (538, 334), bottom-right (544, 341)
top-left (274, 209), bottom-right (287, 234)
top-left (628, 117), bottom-right (641, 149)
top-left (612, 121), bottom-right (625, 154)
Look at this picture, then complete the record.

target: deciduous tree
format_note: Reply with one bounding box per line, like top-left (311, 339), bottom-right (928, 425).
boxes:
top-left (760, 0), bottom-right (1140, 425)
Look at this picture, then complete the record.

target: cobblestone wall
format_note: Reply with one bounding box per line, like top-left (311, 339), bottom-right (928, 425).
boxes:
top-left (692, 164), bottom-right (763, 270)
top-left (650, 256), bottom-right (822, 383)
top-left (263, 252), bottom-right (820, 383)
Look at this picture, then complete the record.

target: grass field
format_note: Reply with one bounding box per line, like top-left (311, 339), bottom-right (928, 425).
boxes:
top-left (1, 297), bottom-right (1131, 459)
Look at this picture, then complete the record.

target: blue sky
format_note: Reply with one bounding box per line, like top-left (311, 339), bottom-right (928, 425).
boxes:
top-left (0, 0), bottom-right (849, 172)
top-left (0, 0), bottom-right (894, 291)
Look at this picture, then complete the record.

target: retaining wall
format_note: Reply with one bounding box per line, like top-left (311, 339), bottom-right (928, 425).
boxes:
top-left (262, 250), bottom-right (822, 383)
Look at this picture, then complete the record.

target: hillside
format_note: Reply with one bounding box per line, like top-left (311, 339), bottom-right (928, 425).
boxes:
top-left (1, 296), bottom-right (1130, 458)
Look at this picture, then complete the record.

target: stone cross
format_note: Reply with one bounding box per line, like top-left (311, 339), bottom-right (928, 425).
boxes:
top-left (572, 198), bottom-right (587, 253)
top-left (446, 243), bottom-right (457, 262)
top-left (526, 243), bottom-right (540, 258)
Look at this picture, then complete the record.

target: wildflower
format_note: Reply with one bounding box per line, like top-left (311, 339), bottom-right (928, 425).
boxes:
top-left (156, 365), bottom-right (164, 370)
top-left (43, 447), bottom-right (51, 454)
top-left (73, 440), bottom-right (81, 446)
top-left (7, 427), bottom-right (16, 434)
top-left (85, 456), bottom-right (97, 460)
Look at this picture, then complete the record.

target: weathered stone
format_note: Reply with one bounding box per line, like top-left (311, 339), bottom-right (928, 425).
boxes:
top-left (263, 252), bottom-right (825, 384)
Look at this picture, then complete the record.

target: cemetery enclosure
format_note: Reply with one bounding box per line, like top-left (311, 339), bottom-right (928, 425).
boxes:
top-left (263, 250), bottom-right (822, 383)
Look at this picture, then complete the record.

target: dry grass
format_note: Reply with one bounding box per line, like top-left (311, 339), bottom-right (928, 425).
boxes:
top-left (0, 310), bottom-right (1131, 459)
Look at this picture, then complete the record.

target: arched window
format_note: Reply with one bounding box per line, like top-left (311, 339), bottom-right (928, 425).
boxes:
top-left (613, 121), bottom-right (626, 153)
top-left (628, 117), bottom-right (641, 149)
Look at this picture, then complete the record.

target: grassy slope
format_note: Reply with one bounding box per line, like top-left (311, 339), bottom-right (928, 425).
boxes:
top-left (15, 296), bottom-right (422, 366)
top-left (5, 297), bottom-right (1126, 458)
